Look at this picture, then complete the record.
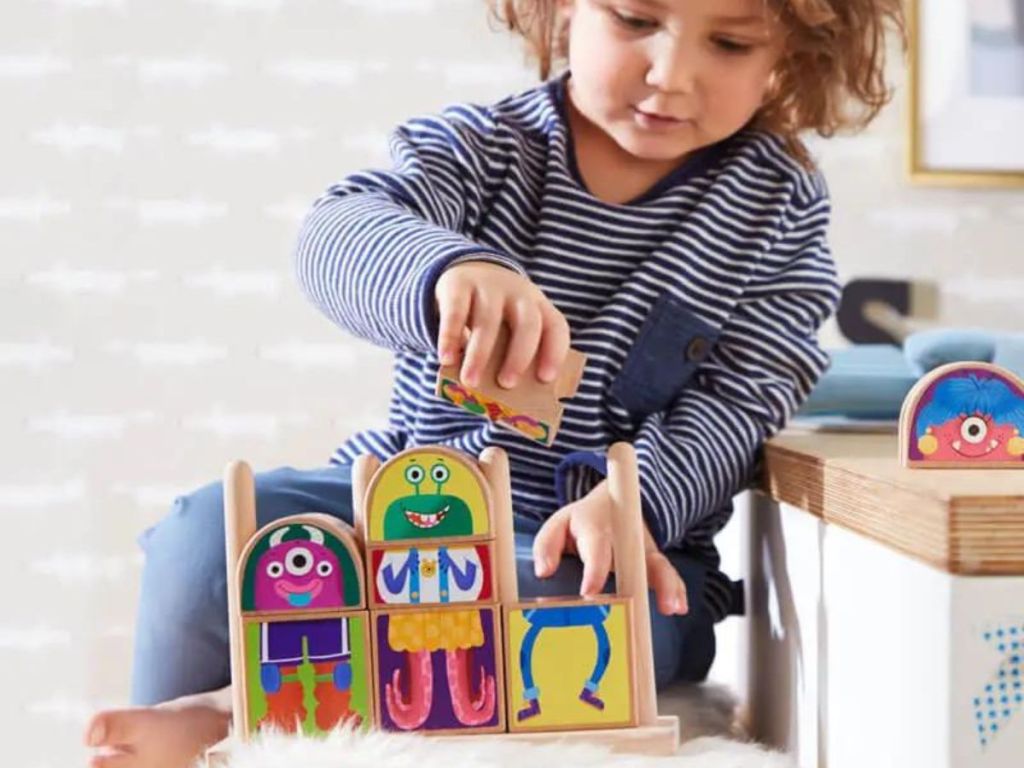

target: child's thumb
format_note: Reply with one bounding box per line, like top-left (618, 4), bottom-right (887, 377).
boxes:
top-left (648, 555), bottom-right (689, 616)
top-left (532, 509), bottom-right (569, 578)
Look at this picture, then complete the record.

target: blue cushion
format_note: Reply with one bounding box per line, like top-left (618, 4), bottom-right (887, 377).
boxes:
top-left (994, 335), bottom-right (1024, 378)
top-left (903, 329), bottom-right (996, 376)
top-left (798, 332), bottom-right (1024, 422)
top-left (798, 344), bottom-right (917, 419)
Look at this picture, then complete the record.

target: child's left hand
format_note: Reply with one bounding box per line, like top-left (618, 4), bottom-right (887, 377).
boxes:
top-left (532, 480), bottom-right (689, 616)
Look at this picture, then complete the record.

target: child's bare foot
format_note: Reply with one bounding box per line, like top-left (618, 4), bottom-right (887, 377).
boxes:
top-left (84, 688), bottom-right (232, 768)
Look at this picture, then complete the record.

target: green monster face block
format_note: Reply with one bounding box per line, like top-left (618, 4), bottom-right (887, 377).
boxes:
top-left (382, 460), bottom-right (473, 540)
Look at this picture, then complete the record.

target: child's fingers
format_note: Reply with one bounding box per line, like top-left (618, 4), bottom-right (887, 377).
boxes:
top-left (436, 285), bottom-right (472, 366)
top-left (499, 299), bottom-right (543, 388)
top-left (532, 509), bottom-right (569, 578)
top-left (647, 553), bottom-right (689, 616)
top-left (575, 528), bottom-right (612, 597)
top-left (460, 294), bottom-right (501, 388)
top-left (535, 304), bottom-right (570, 383)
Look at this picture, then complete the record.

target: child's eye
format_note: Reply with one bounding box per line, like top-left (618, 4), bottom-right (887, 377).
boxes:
top-left (712, 37), bottom-right (754, 54)
top-left (611, 9), bottom-right (658, 31)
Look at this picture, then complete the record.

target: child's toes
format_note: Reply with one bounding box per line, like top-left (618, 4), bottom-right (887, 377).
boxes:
top-left (87, 708), bottom-right (149, 749)
top-left (90, 751), bottom-right (139, 768)
top-left (84, 712), bottom-right (112, 747)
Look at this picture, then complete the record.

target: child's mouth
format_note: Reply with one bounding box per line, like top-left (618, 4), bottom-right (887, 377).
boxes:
top-left (633, 107), bottom-right (690, 130)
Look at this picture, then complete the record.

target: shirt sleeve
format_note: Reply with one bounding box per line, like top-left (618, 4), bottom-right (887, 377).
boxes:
top-left (633, 187), bottom-right (841, 550)
top-left (293, 106), bottom-right (525, 354)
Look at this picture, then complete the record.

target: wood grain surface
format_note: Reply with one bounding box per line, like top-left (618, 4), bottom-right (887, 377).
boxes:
top-left (761, 430), bottom-right (1024, 575)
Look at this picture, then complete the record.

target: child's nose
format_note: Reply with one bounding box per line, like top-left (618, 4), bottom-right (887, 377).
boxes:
top-left (645, 37), bottom-right (697, 95)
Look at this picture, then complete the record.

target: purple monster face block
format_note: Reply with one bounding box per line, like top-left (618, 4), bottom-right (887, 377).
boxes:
top-left (253, 524), bottom-right (345, 611)
top-left (241, 524), bottom-right (362, 614)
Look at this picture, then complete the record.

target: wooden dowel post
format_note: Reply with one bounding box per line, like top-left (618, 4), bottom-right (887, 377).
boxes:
top-left (479, 446), bottom-right (518, 604)
top-left (351, 453), bottom-right (381, 547)
top-left (606, 442), bottom-right (657, 726)
top-left (223, 460), bottom-right (258, 739)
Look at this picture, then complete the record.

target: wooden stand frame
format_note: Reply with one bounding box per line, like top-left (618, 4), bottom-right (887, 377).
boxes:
top-left (212, 442), bottom-right (678, 763)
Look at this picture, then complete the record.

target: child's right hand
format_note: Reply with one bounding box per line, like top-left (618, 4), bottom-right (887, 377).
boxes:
top-left (435, 260), bottom-right (570, 389)
top-left (533, 480), bottom-right (689, 617)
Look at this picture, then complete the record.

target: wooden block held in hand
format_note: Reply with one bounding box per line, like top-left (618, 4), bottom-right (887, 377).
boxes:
top-left (436, 325), bottom-right (586, 446)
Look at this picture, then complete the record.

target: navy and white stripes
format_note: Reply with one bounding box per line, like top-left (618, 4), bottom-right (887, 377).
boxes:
top-left (293, 74), bottom-right (840, 620)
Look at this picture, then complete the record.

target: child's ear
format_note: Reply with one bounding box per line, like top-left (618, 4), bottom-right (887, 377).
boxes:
top-left (761, 68), bottom-right (782, 104)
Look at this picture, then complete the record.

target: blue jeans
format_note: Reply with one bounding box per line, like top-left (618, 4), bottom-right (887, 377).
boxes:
top-left (130, 464), bottom-right (717, 705)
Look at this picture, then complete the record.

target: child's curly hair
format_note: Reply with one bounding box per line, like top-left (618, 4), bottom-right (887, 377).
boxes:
top-left (487, 0), bottom-right (907, 165)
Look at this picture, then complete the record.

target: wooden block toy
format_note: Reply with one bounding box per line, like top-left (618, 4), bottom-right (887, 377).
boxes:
top-left (899, 361), bottom-right (1024, 468)
top-left (239, 611), bottom-right (372, 735)
top-left (371, 604), bottom-right (505, 733)
top-left (361, 446), bottom-right (499, 611)
top-left (497, 442), bottom-right (654, 736)
top-left (490, 442), bottom-right (661, 740)
top-left (368, 540), bottom-right (496, 609)
top-left (224, 463), bottom-right (375, 736)
top-left (436, 324), bottom-right (586, 446)
top-left (504, 596), bottom-right (634, 732)
top-left (362, 446), bottom-right (494, 547)
top-left (360, 445), bottom-right (506, 733)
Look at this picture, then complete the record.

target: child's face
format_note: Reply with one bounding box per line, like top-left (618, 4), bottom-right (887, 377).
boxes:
top-left (560, 0), bottom-right (784, 162)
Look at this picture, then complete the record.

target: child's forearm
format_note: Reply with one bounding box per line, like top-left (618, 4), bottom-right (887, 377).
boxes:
top-left (293, 116), bottom-right (521, 357)
top-left (294, 192), bottom-right (482, 354)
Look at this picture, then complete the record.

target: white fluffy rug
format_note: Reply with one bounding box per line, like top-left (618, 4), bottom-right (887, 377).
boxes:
top-left (219, 727), bottom-right (792, 768)
top-left (217, 684), bottom-right (792, 768)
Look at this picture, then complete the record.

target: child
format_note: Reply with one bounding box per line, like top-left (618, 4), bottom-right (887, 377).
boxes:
top-left (85, 1), bottom-right (905, 765)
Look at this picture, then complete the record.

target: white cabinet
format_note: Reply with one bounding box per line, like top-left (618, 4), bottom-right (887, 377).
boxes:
top-left (743, 492), bottom-right (1024, 768)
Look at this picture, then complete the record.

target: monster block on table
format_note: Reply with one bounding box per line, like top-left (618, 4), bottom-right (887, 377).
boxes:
top-left (899, 361), bottom-right (1024, 469)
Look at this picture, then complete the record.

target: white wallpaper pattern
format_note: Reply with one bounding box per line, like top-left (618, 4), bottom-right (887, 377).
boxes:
top-left (2, 2), bottom-right (1021, 765)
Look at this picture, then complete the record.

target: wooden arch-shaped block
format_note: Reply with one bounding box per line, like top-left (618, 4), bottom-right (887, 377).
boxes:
top-left (899, 361), bottom-right (1024, 469)
top-left (362, 445), bottom-right (495, 546)
top-left (237, 514), bottom-right (366, 613)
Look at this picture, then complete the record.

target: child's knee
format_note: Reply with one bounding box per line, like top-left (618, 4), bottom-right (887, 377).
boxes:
top-left (139, 467), bottom-right (306, 559)
top-left (140, 481), bottom-right (225, 555)
top-left (138, 480), bottom-right (228, 611)
top-left (651, 609), bottom-right (716, 687)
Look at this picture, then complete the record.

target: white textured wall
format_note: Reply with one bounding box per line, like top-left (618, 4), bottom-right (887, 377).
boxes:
top-left (1, 2), bottom-right (1021, 766)
top-left (814, 78), bottom-right (1024, 335)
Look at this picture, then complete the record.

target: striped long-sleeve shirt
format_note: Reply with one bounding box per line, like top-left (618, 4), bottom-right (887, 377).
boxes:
top-left (294, 73), bottom-right (841, 620)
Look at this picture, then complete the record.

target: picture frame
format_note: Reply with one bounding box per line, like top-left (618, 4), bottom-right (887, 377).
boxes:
top-left (908, 0), bottom-right (1024, 186)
